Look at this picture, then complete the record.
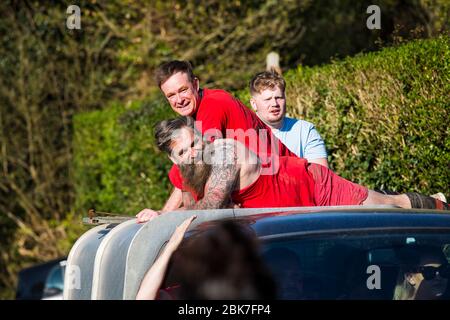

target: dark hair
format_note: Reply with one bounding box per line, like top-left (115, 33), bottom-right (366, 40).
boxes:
top-left (396, 245), bottom-right (447, 270)
top-left (393, 245), bottom-right (448, 300)
top-left (154, 116), bottom-right (194, 154)
top-left (249, 71), bottom-right (286, 96)
top-left (155, 60), bottom-right (197, 88)
top-left (171, 220), bottom-right (277, 300)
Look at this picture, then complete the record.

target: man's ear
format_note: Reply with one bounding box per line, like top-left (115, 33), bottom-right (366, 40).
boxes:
top-left (193, 77), bottom-right (200, 92)
top-left (249, 97), bottom-right (258, 112)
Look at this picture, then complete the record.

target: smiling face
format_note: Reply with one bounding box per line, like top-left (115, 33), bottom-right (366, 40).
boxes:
top-left (250, 86), bottom-right (286, 128)
top-left (160, 72), bottom-right (200, 116)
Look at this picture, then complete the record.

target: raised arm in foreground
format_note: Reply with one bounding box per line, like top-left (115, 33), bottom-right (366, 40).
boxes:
top-left (136, 215), bottom-right (196, 300)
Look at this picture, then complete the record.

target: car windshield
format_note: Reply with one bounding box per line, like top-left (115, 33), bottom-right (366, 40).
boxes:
top-left (260, 231), bottom-right (450, 300)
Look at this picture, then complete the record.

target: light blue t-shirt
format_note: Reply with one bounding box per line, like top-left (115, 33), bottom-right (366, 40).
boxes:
top-left (272, 117), bottom-right (327, 160)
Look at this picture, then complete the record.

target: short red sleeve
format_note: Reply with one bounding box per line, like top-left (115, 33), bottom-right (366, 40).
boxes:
top-left (168, 164), bottom-right (200, 201)
top-left (168, 165), bottom-right (183, 190)
top-left (195, 96), bottom-right (229, 142)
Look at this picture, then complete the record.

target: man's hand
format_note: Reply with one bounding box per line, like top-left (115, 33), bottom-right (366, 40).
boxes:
top-left (165, 215), bottom-right (197, 253)
top-left (136, 208), bottom-right (160, 223)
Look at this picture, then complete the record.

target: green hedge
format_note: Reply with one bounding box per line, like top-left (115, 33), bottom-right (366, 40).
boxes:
top-left (74, 37), bottom-right (449, 215)
top-left (281, 36), bottom-right (449, 194)
top-left (72, 96), bottom-right (176, 214)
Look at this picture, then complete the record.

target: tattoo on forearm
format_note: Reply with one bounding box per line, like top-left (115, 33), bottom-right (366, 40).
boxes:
top-left (182, 191), bottom-right (196, 208)
top-left (187, 140), bottom-right (239, 210)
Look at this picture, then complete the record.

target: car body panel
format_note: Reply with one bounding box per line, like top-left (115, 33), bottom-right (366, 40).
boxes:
top-left (63, 206), bottom-right (450, 300)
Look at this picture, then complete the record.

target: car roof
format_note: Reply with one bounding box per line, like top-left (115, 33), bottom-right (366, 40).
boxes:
top-left (65, 205), bottom-right (450, 300)
top-left (192, 207), bottom-right (450, 239)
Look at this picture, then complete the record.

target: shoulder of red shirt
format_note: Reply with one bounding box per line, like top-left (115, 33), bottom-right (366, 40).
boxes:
top-left (199, 88), bottom-right (242, 109)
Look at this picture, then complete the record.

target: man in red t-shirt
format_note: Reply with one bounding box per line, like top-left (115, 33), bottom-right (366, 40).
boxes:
top-left (137, 60), bottom-right (295, 222)
top-left (151, 117), bottom-right (449, 211)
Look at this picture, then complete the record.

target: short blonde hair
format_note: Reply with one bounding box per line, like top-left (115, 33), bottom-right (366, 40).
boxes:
top-left (249, 71), bottom-right (286, 96)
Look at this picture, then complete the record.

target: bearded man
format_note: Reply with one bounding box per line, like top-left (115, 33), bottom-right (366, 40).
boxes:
top-left (152, 116), bottom-right (449, 211)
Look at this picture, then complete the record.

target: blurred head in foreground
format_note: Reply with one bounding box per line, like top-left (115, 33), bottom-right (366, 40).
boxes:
top-left (172, 220), bottom-right (277, 299)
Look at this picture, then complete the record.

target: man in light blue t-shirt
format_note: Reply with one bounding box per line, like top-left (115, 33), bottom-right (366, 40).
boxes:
top-left (249, 71), bottom-right (329, 168)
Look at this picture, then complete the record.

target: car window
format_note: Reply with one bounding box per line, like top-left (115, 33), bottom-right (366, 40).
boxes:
top-left (42, 264), bottom-right (65, 298)
top-left (260, 232), bottom-right (450, 300)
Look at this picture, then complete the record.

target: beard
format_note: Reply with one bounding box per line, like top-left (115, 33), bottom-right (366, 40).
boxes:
top-left (179, 162), bottom-right (212, 198)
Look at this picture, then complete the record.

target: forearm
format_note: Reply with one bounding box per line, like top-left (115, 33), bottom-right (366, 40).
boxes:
top-left (161, 188), bottom-right (183, 212)
top-left (186, 193), bottom-right (230, 210)
top-left (184, 196), bottom-right (236, 210)
top-left (136, 215), bottom-right (196, 299)
top-left (185, 140), bottom-right (240, 210)
top-left (186, 166), bottom-right (237, 210)
top-left (136, 246), bottom-right (174, 300)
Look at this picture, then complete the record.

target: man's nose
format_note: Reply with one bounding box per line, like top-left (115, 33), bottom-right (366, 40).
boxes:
top-left (175, 93), bottom-right (184, 105)
top-left (192, 145), bottom-right (204, 158)
top-left (190, 147), bottom-right (198, 158)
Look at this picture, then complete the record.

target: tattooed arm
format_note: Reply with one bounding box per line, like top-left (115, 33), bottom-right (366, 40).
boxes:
top-left (182, 191), bottom-right (196, 208)
top-left (186, 140), bottom-right (240, 210)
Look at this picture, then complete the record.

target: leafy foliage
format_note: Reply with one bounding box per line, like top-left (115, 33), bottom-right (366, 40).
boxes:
top-left (78, 37), bottom-right (449, 220)
top-left (73, 96), bottom-right (176, 214)
top-left (281, 37), bottom-right (449, 193)
top-left (0, 0), bottom-right (448, 298)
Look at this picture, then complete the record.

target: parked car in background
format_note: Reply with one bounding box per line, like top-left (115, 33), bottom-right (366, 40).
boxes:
top-left (42, 260), bottom-right (66, 300)
top-left (16, 258), bottom-right (66, 300)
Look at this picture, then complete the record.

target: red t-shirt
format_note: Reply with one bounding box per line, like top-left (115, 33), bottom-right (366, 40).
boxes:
top-left (231, 157), bottom-right (316, 208)
top-left (168, 88), bottom-right (296, 193)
